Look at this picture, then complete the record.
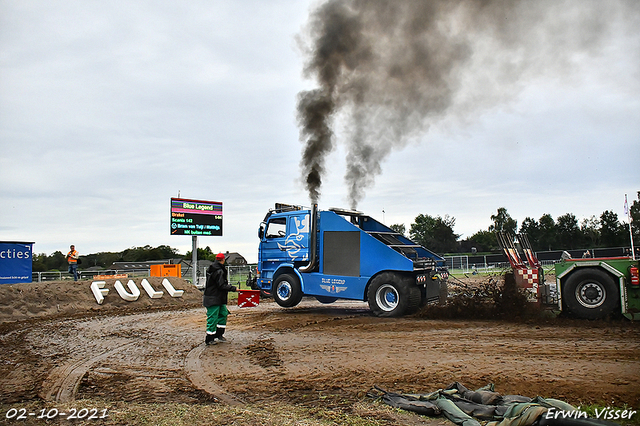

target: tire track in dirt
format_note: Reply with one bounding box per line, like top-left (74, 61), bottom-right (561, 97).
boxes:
top-left (40, 342), bottom-right (137, 402)
top-left (185, 343), bottom-right (246, 406)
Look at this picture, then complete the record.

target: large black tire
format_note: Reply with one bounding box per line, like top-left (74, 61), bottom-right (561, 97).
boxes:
top-left (562, 268), bottom-right (619, 319)
top-left (272, 273), bottom-right (303, 308)
top-left (315, 296), bottom-right (338, 304)
top-left (367, 272), bottom-right (421, 317)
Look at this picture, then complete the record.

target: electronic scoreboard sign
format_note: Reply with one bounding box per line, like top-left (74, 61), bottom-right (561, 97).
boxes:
top-left (170, 198), bottom-right (222, 236)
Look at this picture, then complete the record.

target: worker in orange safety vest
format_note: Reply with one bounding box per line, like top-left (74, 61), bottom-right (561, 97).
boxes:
top-left (66, 245), bottom-right (79, 281)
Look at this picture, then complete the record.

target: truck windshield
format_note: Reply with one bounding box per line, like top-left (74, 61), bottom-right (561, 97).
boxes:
top-left (265, 217), bottom-right (286, 238)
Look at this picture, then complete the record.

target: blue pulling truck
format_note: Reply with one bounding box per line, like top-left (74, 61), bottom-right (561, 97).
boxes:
top-left (252, 203), bottom-right (448, 317)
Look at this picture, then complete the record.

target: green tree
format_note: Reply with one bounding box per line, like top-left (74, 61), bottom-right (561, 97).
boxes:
top-left (121, 245), bottom-right (180, 262)
top-left (488, 207), bottom-right (517, 236)
top-left (556, 213), bottom-right (581, 249)
top-left (389, 223), bottom-right (406, 236)
top-left (32, 253), bottom-right (48, 272)
top-left (468, 230), bottom-right (499, 252)
top-left (599, 210), bottom-right (625, 247)
top-left (45, 251), bottom-right (66, 271)
top-left (84, 251), bottom-right (121, 268)
top-left (580, 215), bottom-right (600, 247)
top-left (32, 251), bottom-right (66, 272)
top-left (121, 246), bottom-right (148, 262)
top-left (185, 247), bottom-right (218, 261)
top-left (409, 214), bottom-right (460, 254)
top-left (519, 217), bottom-right (540, 250)
top-left (201, 246), bottom-right (214, 260)
top-left (537, 214), bottom-right (556, 251)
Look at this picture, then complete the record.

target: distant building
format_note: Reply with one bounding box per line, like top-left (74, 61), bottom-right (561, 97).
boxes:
top-left (223, 251), bottom-right (247, 265)
top-left (107, 258), bottom-right (184, 272)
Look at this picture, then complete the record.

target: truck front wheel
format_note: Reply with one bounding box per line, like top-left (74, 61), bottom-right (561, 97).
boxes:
top-left (273, 273), bottom-right (303, 308)
top-left (563, 268), bottom-right (619, 319)
top-left (367, 273), bottom-right (421, 317)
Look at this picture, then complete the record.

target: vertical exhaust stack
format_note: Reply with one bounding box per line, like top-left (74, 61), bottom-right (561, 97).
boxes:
top-left (299, 204), bottom-right (318, 273)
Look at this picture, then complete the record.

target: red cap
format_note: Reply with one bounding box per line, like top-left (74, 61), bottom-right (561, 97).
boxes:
top-left (216, 253), bottom-right (225, 260)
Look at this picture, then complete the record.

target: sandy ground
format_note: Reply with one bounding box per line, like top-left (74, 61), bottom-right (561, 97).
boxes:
top-left (0, 276), bottom-right (639, 423)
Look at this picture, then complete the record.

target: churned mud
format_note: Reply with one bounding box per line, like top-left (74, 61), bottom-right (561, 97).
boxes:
top-left (0, 276), bottom-right (639, 422)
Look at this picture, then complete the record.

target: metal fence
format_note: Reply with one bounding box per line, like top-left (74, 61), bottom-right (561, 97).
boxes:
top-left (443, 255), bottom-right (557, 275)
top-left (228, 265), bottom-right (256, 289)
top-left (444, 256), bottom-right (469, 272)
top-left (192, 264), bottom-right (256, 289)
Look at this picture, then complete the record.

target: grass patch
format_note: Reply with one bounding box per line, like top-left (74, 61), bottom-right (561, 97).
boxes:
top-left (0, 399), bottom-right (431, 426)
top-left (578, 404), bottom-right (640, 426)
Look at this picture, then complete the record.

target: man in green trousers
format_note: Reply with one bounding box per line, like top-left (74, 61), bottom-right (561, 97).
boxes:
top-left (203, 253), bottom-right (237, 345)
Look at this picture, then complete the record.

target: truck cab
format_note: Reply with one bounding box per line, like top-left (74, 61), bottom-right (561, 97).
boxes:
top-left (255, 203), bottom-right (448, 317)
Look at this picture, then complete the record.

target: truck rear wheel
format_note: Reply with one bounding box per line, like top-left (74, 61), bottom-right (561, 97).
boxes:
top-left (273, 273), bottom-right (303, 308)
top-left (563, 268), bottom-right (619, 319)
top-left (367, 273), bottom-right (421, 317)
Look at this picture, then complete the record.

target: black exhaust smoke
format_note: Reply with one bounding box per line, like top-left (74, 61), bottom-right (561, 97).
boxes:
top-left (296, 0), bottom-right (639, 209)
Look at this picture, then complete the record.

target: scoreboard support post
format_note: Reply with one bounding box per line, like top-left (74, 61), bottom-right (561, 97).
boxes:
top-left (192, 235), bottom-right (198, 287)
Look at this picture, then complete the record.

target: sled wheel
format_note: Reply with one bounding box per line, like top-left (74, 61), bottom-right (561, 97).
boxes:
top-left (563, 268), bottom-right (619, 319)
top-left (367, 272), bottom-right (420, 317)
top-left (272, 273), bottom-right (303, 308)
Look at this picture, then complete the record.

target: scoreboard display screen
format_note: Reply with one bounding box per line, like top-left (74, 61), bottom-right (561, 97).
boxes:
top-left (170, 198), bottom-right (222, 236)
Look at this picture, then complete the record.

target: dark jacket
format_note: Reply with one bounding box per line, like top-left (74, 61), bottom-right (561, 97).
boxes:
top-left (203, 261), bottom-right (236, 307)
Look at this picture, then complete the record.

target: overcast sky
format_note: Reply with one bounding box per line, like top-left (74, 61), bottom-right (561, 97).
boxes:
top-left (1, 0), bottom-right (639, 263)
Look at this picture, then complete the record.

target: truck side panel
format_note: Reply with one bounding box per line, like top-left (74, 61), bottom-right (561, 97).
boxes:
top-left (317, 211), bottom-right (413, 278)
top-left (323, 231), bottom-right (360, 276)
top-left (286, 211), bottom-right (415, 301)
top-left (300, 273), bottom-right (369, 300)
top-left (357, 230), bottom-right (414, 277)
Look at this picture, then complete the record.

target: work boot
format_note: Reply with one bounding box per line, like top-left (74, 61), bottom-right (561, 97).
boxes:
top-left (214, 327), bottom-right (227, 342)
top-left (205, 334), bottom-right (217, 345)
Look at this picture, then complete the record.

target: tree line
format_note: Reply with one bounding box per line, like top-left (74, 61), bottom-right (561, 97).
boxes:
top-left (32, 245), bottom-right (181, 272)
top-left (32, 244), bottom-right (228, 272)
top-left (32, 193), bottom-right (639, 271)
top-left (393, 192), bottom-right (639, 254)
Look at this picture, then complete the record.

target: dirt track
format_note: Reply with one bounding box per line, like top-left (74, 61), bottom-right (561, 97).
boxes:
top-left (0, 277), bottom-right (639, 424)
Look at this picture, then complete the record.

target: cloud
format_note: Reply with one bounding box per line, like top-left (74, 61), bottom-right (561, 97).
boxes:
top-left (0, 0), bottom-right (638, 263)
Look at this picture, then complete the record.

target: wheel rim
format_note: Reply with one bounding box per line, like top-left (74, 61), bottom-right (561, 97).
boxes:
top-left (376, 284), bottom-right (399, 312)
top-left (576, 281), bottom-right (605, 308)
top-left (277, 280), bottom-right (292, 301)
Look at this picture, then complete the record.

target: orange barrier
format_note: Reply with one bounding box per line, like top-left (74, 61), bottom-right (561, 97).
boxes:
top-left (93, 273), bottom-right (128, 280)
top-left (150, 264), bottom-right (181, 277)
